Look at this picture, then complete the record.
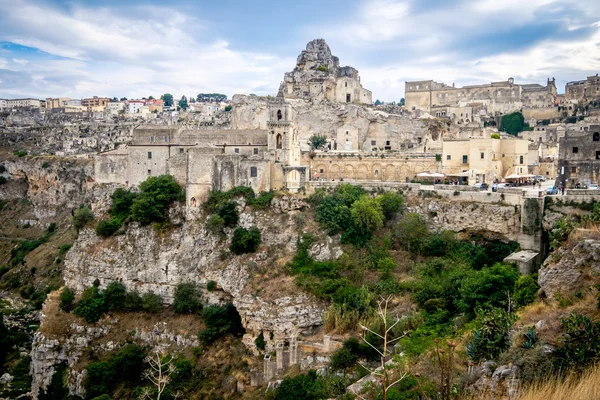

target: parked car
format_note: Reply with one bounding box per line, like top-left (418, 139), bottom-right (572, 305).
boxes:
top-left (546, 186), bottom-right (559, 195)
top-left (534, 175), bottom-right (546, 182)
top-left (473, 183), bottom-right (489, 190)
top-left (492, 183), bottom-right (508, 192)
top-left (588, 184), bottom-right (599, 190)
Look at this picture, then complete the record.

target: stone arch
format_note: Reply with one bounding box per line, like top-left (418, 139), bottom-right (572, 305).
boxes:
top-left (276, 134), bottom-right (282, 149)
top-left (593, 132), bottom-right (600, 142)
top-left (357, 164), bottom-right (369, 180)
top-left (277, 109), bottom-right (282, 121)
top-left (372, 164), bottom-right (382, 180)
top-left (329, 164), bottom-right (341, 179)
top-left (384, 165), bottom-right (396, 181)
top-left (344, 165), bottom-right (355, 180)
top-left (397, 164), bottom-right (410, 181)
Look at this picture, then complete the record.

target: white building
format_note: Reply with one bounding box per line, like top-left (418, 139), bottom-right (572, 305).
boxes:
top-left (128, 100), bottom-right (144, 114)
top-left (0, 99), bottom-right (7, 110)
top-left (106, 101), bottom-right (126, 115)
top-left (6, 98), bottom-right (41, 108)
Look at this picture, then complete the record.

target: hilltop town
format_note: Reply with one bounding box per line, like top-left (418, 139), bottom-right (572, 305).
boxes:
top-left (1, 39), bottom-right (600, 400)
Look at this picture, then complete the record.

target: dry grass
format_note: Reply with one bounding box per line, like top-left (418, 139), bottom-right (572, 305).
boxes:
top-left (518, 364), bottom-right (600, 400)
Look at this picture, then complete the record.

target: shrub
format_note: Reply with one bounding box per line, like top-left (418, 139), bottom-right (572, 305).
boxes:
top-left (553, 313), bottom-right (600, 371)
top-left (73, 286), bottom-right (105, 323)
top-left (95, 219), bottom-right (121, 237)
top-left (393, 212), bottom-right (429, 253)
top-left (377, 191), bottom-right (403, 220)
top-left (491, 133), bottom-right (500, 139)
top-left (13, 150), bottom-right (27, 157)
top-left (109, 188), bottom-right (137, 222)
top-left (351, 195), bottom-right (384, 233)
top-left (59, 287), bottom-right (75, 312)
top-left (458, 263), bottom-right (519, 317)
top-left (173, 283), bottom-right (202, 314)
top-left (141, 292), bottom-right (162, 313)
top-left (38, 363), bottom-right (68, 400)
top-left (0, 176), bottom-right (7, 185)
top-left (131, 175), bottom-right (183, 225)
top-left (73, 207), bottom-right (94, 231)
top-left (514, 275), bottom-right (539, 307)
top-left (230, 226), bottom-right (261, 254)
top-left (85, 344), bottom-right (146, 398)
top-left (124, 291), bottom-right (143, 311)
top-left (308, 134), bottom-right (328, 150)
top-left (501, 112), bottom-right (528, 135)
top-left (199, 303), bottom-right (245, 344)
top-left (255, 332), bottom-right (266, 351)
top-left (206, 280), bottom-right (217, 292)
top-left (216, 202), bottom-right (239, 227)
top-left (329, 346), bottom-right (358, 371)
top-left (58, 244), bottom-right (72, 255)
top-left (466, 307), bottom-right (516, 363)
top-left (103, 281), bottom-right (127, 311)
top-left (274, 370), bottom-right (327, 400)
top-left (206, 214), bottom-right (225, 234)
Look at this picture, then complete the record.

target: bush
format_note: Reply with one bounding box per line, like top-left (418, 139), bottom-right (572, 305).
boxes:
top-left (141, 292), bottom-right (163, 313)
top-left (377, 191), bottom-right (403, 220)
top-left (110, 188), bottom-right (137, 222)
top-left (199, 303), bottom-right (245, 344)
top-left (59, 287), bottom-right (75, 312)
top-left (255, 332), bottom-right (266, 351)
top-left (466, 307), bottom-right (516, 363)
top-left (13, 150), bottom-right (27, 157)
top-left (73, 207), bottom-right (94, 231)
top-left (73, 286), bottom-right (105, 323)
top-left (274, 370), bottom-right (327, 400)
top-left (38, 363), bottom-right (68, 400)
top-left (95, 219), bottom-right (121, 237)
top-left (173, 283), bottom-right (202, 314)
top-left (131, 175), bottom-right (183, 225)
top-left (85, 344), bottom-right (146, 398)
top-left (458, 263), bottom-right (519, 317)
top-left (0, 176), bottom-right (7, 185)
top-left (217, 202), bottom-right (238, 227)
top-left (329, 346), bottom-right (358, 371)
top-left (514, 275), bottom-right (539, 307)
top-left (103, 281), bottom-right (127, 311)
top-left (206, 214), bottom-right (225, 234)
top-left (553, 313), bottom-right (600, 371)
top-left (230, 226), bottom-right (261, 254)
top-left (393, 213), bottom-right (429, 253)
top-left (351, 195), bottom-right (384, 233)
top-left (124, 291), bottom-right (143, 311)
top-left (59, 244), bottom-right (72, 255)
top-left (206, 280), bottom-right (216, 292)
top-left (501, 112), bottom-right (528, 135)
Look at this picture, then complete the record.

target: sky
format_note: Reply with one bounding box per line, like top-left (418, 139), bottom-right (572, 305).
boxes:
top-left (0, 0), bottom-right (599, 101)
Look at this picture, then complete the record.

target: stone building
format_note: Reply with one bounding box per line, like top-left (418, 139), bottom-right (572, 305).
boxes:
top-left (5, 98), bottom-right (41, 108)
top-left (557, 124), bottom-right (600, 186)
top-left (405, 78), bottom-right (556, 115)
top-left (81, 96), bottom-right (109, 112)
top-left (565, 74), bottom-right (600, 104)
top-left (442, 137), bottom-right (529, 184)
top-left (278, 39), bottom-right (372, 104)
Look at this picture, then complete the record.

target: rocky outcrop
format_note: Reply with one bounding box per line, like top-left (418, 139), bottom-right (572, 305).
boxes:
top-left (538, 236), bottom-right (600, 298)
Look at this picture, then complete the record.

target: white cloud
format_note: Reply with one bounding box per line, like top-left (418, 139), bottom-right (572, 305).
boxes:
top-left (0, 0), bottom-right (292, 99)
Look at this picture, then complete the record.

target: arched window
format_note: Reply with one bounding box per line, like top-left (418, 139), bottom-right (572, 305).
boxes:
top-left (594, 132), bottom-right (600, 142)
top-left (276, 134), bottom-right (282, 149)
top-left (277, 109), bottom-right (282, 121)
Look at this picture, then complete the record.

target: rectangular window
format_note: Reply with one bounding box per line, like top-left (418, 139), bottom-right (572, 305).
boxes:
top-left (164, 136), bottom-right (168, 142)
top-left (446, 155), bottom-right (451, 160)
top-left (462, 155), bottom-right (468, 164)
top-left (234, 148), bottom-right (239, 154)
top-left (148, 151), bottom-right (152, 159)
top-left (250, 166), bottom-right (257, 177)
top-left (386, 140), bottom-right (390, 146)
top-left (480, 152), bottom-right (484, 159)
top-left (502, 154), bottom-right (505, 157)
top-left (150, 136), bottom-right (155, 143)
top-left (147, 169), bottom-right (151, 175)
top-left (571, 167), bottom-right (577, 173)
top-left (597, 151), bottom-right (600, 160)
top-left (253, 148), bottom-right (259, 155)
top-left (573, 147), bottom-right (579, 153)
top-left (179, 148), bottom-right (184, 154)
top-left (520, 155), bottom-right (524, 164)
top-left (319, 169), bottom-right (324, 173)
top-left (371, 140), bottom-right (376, 146)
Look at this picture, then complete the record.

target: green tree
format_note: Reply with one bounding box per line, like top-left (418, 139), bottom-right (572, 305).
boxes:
top-left (95, 219), bottom-right (121, 237)
top-left (308, 134), bottom-right (328, 150)
top-left (196, 93), bottom-right (227, 102)
top-left (131, 175), bottom-right (183, 225)
top-left (141, 292), bottom-right (163, 313)
top-left (514, 275), bottom-right (539, 307)
top-left (393, 213), bottom-right (429, 253)
top-left (199, 303), bottom-right (245, 344)
top-left (501, 112), bottom-right (529, 135)
top-left (351, 195), bottom-right (384, 232)
top-left (377, 191), bottom-right (403, 220)
top-left (104, 281), bottom-right (127, 311)
top-left (173, 283), bottom-right (202, 314)
top-left (73, 286), bottom-right (105, 323)
top-left (458, 263), bottom-right (518, 316)
top-left (59, 287), bottom-right (75, 312)
top-left (230, 226), bottom-right (261, 254)
top-left (160, 93), bottom-right (174, 107)
top-left (466, 307), bottom-right (517, 363)
top-left (554, 313), bottom-right (600, 370)
top-left (73, 206), bottom-right (94, 231)
top-left (178, 95), bottom-right (188, 110)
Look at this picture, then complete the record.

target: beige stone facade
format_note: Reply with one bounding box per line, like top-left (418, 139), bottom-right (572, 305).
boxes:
top-left (565, 74), bottom-right (600, 104)
top-left (406, 78), bottom-right (556, 115)
top-left (442, 138), bottom-right (529, 183)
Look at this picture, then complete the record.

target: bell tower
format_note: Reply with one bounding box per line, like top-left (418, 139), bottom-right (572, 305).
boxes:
top-left (268, 98), bottom-right (297, 165)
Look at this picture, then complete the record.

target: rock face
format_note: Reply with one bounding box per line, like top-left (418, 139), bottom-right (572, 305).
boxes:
top-left (538, 236), bottom-right (600, 298)
top-left (63, 196), bottom-right (334, 342)
top-left (284, 39), bottom-right (340, 87)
